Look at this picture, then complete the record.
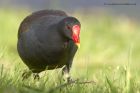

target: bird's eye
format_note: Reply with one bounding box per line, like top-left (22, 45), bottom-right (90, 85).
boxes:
top-left (66, 26), bottom-right (71, 30)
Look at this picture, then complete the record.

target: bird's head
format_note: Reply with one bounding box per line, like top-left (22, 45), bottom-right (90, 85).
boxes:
top-left (59, 17), bottom-right (81, 48)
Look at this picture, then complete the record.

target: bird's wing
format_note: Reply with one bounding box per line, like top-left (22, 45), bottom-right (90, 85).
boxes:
top-left (18, 10), bottom-right (68, 39)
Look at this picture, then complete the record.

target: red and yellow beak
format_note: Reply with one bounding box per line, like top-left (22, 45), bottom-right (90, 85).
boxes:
top-left (76, 42), bottom-right (80, 48)
top-left (72, 25), bottom-right (80, 48)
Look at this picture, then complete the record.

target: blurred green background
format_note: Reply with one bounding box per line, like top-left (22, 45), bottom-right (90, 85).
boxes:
top-left (0, 0), bottom-right (140, 93)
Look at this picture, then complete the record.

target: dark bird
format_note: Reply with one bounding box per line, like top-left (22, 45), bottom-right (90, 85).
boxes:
top-left (17, 10), bottom-right (81, 82)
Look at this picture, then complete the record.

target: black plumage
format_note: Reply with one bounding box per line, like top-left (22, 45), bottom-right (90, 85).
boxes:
top-left (17, 10), bottom-right (81, 82)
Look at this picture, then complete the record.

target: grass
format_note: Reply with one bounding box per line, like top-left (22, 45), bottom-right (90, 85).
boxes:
top-left (0, 9), bottom-right (140, 93)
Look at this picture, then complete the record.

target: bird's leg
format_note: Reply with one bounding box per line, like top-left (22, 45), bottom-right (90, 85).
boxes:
top-left (62, 41), bottom-right (78, 83)
top-left (62, 65), bottom-right (73, 83)
top-left (22, 70), bottom-right (32, 80)
top-left (33, 73), bottom-right (40, 80)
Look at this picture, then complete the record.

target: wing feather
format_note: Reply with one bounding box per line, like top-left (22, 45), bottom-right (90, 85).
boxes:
top-left (18, 10), bottom-right (68, 39)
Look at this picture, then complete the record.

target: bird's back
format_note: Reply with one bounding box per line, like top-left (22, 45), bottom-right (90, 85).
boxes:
top-left (18, 10), bottom-right (68, 39)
